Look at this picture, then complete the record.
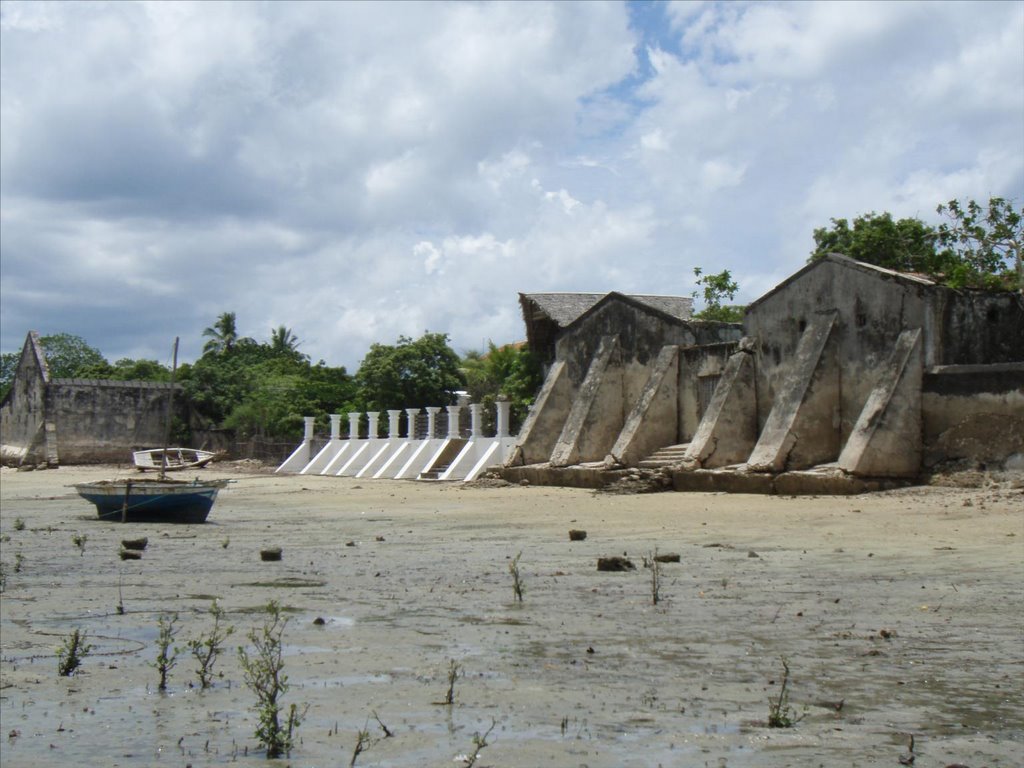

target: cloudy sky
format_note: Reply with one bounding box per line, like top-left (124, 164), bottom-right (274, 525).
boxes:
top-left (2, 0), bottom-right (1022, 370)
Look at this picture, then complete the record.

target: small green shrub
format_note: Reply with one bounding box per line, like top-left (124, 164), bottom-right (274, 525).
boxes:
top-left (152, 613), bottom-right (179, 691)
top-left (188, 601), bottom-right (233, 689)
top-left (238, 601), bottom-right (303, 758)
top-left (57, 629), bottom-right (93, 676)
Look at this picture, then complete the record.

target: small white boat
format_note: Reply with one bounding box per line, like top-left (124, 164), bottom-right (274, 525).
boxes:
top-left (133, 448), bottom-right (220, 472)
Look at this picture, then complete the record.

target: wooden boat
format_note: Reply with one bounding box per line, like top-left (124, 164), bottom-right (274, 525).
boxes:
top-left (74, 338), bottom-right (230, 524)
top-left (133, 447), bottom-right (220, 472)
top-left (74, 477), bottom-right (230, 524)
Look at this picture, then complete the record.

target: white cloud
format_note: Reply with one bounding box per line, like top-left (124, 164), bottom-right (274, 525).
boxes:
top-left (0, 0), bottom-right (1020, 371)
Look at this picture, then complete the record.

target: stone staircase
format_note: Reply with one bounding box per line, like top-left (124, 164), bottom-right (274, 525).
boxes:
top-left (638, 443), bottom-right (690, 469)
top-left (418, 439), bottom-right (467, 480)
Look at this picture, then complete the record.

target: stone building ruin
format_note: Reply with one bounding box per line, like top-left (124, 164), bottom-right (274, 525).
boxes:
top-left (0, 331), bottom-right (180, 467)
top-left (504, 254), bottom-right (1023, 493)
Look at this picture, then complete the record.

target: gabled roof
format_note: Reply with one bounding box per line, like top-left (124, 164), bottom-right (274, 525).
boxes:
top-left (747, 253), bottom-right (937, 312)
top-left (520, 292), bottom-right (693, 328)
top-left (562, 291), bottom-right (693, 333)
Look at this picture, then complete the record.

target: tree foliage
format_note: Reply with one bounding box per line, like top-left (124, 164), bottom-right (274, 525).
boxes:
top-left (354, 332), bottom-right (465, 412)
top-left (202, 311), bottom-right (254, 355)
top-left (691, 267), bottom-right (745, 322)
top-left (460, 341), bottom-right (543, 433)
top-left (269, 326), bottom-right (303, 362)
top-left (810, 198), bottom-right (1022, 290)
top-left (38, 333), bottom-right (107, 379)
top-left (2, 334), bottom-right (165, 400)
top-left (810, 212), bottom-right (945, 274)
top-left (0, 352), bottom-right (18, 400)
top-left (183, 324), bottom-right (352, 443)
top-left (936, 197), bottom-right (1022, 290)
top-left (76, 357), bottom-right (172, 381)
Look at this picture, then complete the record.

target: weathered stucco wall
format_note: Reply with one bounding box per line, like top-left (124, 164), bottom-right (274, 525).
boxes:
top-left (555, 300), bottom-right (696, 390)
top-left (47, 379), bottom-right (183, 464)
top-left (933, 291), bottom-right (1024, 365)
top-left (745, 258), bottom-right (934, 448)
top-left (678, 341), bottom-right (739, 442)
top-left (0, 332), bottom-right (51, 465)
top-left (922, 363), bottom-right (1024, 469)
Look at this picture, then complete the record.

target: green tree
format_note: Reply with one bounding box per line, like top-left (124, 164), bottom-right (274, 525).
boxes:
top-left (76, 357), bottom-right (171, 381)
top-left (809, 212), bottom-right (946, 274)
top-left (810, 201), bottom-right (1021, 290)
top-left (691, 267), bottom-right (745, 322)
top-left (0, 351), bottom-right (19, 400)
top-left (461, 341), bottom-right (543, 433)
top-left (202, 312), bottom-right (253, 355)
top-left (269, 326), bottom-right (300, 354)
top-left (222, 371), bottom-right (309, 441)
top-left (38, 333), bottom-right (108, 379)
top-left (936, 197), bottom-right (1022, 290)
top-left (184, 324), bottom-right (354, 444)
top-left (355, 332), bottom-right (465, 412)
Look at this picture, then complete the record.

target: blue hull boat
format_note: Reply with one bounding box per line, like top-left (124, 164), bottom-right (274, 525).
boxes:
top-left (74, 478), bottom-right (230, 524)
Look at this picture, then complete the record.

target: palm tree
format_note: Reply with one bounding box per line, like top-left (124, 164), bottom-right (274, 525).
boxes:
top-left (269, 325), bottom-right (300, 355)
top-left (202, 312), bottom-right (239, 355)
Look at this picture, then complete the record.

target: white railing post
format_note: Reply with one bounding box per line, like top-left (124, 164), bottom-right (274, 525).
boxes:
top-left (329, 414), bottom-right (341, 440)
top-left (367, 412), bottom-right (380, 439)
top-left (387, 410), bottom-right (402, 439)
top-left (348, 412), bottom-right (361, 439)
top-left (303, 416), bottom-right (316, 441)
top-left (446, 405), bottom-right (462, 438)
top-left (425, 407), bottom-right (441, 439)
top-left (496, 399), bottom-right (511, 438)
top-left (469, 403), bottom-right (483, 438)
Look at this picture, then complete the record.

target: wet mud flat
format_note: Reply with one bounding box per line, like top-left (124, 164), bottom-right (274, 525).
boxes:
top-left (1, 466), bottom-right (1021, 767)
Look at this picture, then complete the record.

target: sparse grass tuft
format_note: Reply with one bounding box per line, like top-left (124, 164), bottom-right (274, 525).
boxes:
top-left (767, 657), bottom-right (804, 728)
top-left (349, 726), bottom-right (372, 767)
top-left (436, 658), bottom-right (461, 706)
top-left (509, 551), bottom-right (524, 603)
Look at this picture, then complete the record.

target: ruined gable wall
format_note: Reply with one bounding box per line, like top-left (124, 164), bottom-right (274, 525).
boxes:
top-left (744, 260), bottom-right (934, 447)
top-left (0, 332), bottom-right (50, 465)
top-left (47, 379), bottom-right (182, 464)
top-left (554, 300), bottom-right (698, 408)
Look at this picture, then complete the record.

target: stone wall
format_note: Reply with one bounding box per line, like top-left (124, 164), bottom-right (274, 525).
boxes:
top-left (922, 363), bottom-right (1024, 469)
top-left (47, 379), bottom-right (183, 464)
top-left (1, 330), bottom-right (186, 466)
top-left (678, 341), bottom-right (739, 442)
top-left (555, 298), bottom-right (695, 388)
top-left (934, 291), bottom-right (1024, 365)
top-left (744, 257), bottom-right (934, 448)
top-left (0, 332), bottom-right (52, 465)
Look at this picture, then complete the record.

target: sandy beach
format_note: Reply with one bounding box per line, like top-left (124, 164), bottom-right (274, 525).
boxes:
top-left (0, 464), bottom-right (1021, 767)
